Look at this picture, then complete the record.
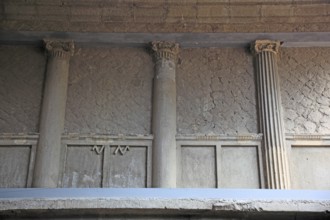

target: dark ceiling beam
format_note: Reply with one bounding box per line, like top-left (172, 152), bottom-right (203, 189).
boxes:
top-left (1, 31), bottom-right (330, 48)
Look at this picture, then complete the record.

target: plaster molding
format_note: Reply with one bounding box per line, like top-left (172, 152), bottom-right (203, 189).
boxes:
top-left (176, 134), bottom-right (263, 141)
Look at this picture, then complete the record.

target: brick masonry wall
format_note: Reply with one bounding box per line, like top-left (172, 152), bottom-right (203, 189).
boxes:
top-left (1, 0), bottom-right (330, 33)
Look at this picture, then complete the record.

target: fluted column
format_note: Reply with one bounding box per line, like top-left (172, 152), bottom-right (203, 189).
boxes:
top-left (151, 41), bottom-right (179, 188)
top-left (32, 39), bottom-right (74, 187)
top-left (251, 40), bottom-right (290, 189)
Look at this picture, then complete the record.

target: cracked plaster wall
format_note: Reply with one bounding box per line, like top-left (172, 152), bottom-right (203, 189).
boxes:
top-left (0, 45), bottom-right (45, 133)
top-left (64, 47), bottom-right (153, 135)
top-left (177, 48), bottom-right (258, 135)
top-left (279, 48), bottom-right (330, 134)
top-left (2, 45), bottom-right (330, 137)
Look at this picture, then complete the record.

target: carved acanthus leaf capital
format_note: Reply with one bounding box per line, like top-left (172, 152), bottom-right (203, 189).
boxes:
top-left (151, 41), bottom-right (179, 62)
top-left (251, 40), bottom-right (281, 55)
top-left (44, 39), bottom-right (74, 58)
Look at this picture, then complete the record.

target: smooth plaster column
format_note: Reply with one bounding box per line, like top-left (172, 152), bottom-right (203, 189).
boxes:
top-left (151, 41), bottom-right (179, 188)
top-left (32, 39), bottom-right (74, 187)
top-left (251, 40), bottom-right (290, 189)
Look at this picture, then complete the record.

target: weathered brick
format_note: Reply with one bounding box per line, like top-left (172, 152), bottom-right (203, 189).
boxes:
top-left (3, 0), bottom-right (34, 5)
top-left (197, 5), bottom-right (229, 17)
top-left (133, 7), bottom-right (165, 17)
top-left (71, 6), bottom-right (102, 16)
top-left (230, 17), bottom-right (260, 24)
top-left (165, 16), bottom-right (197, 23)
top-left (70, 15), bottom-right (101, 23)
top-left (155, 0), bottom-right (197, 4)
top-left (294, 4), bottom-right (327, 16)
top-left (34, 0), bottom-right (63, 6)
top-left (167, 5), bottom-right (197, 17)
top-left (261, 16), bottom-right (296, 24)
top-left (230, 5), bottom-right (260, 17)
top-left (40, 15), bottom-right (70, 22)
top-left (262, 5), bottom-right (293, 17)
top-left (4, 14), bottom-right (36, 21)
top-left (36, 5), bottom-right (70, 16)
top-left (103, 7), bottom-right (132, 17)
top-left (3, 0), bottom-right (62, 5)
top-left (102, 16), bottom-right (133, 23)
top-left (197, 0), bottom-right (229, 3)
top-left (102, 6), bottom-right (133, 22)
top-left (62, 0), bottom-right (104, 6)
top-left (132, 7), bottom-right (165, 23)
top-left (133, 16), bottom-right (164, 23)
top-left (291, 16), bottom-right (330, 23)
top-left (327, 4), bottom-right (330, 15)
top-left (4, 5), bottom-right (36, 15)
top-left (197, 17), bottom-right (229, 24)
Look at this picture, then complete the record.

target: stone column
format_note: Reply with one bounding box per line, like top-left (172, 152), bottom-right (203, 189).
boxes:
top-left (251, 40), bottom-right (290, 189)
top-left (151, 41), bottom-right (179, 188)
top-left (32, 39), bottom-right (74, 187)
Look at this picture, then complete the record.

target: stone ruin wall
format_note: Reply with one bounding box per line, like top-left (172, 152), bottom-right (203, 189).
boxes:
top-left (2, 46), bottom-right (330, 135)
top-left (1, 45), bottom-right (330, 189)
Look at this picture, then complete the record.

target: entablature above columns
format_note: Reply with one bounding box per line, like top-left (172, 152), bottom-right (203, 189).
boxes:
top-left (2, 31), bottom-right (330, 48)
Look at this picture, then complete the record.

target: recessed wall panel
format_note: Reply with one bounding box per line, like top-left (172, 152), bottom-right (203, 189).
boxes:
top-left (0, 146), bottom-right (31, 187)
top-left (62, 146), bottom-right (103, 187)
top-left (180, 146), bottom-right (216, 188)
top-left (291, 146), bottom-right (330, 190)
top-left (107, 146), bottom-right (147, 188)
top-left (220, 146), bottom-right (260, 188)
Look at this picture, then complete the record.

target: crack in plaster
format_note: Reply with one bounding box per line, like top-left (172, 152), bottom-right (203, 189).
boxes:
top-left (280, 48), bottom-right (330, 134)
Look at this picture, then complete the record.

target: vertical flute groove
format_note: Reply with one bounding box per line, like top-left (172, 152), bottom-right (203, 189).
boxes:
top-left (251, 40), bottom-right (290, 189)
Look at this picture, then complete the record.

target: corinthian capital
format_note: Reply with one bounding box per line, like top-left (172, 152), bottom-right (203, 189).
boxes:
top-left (44, 39), bottom-right (74, 58)
top-left (251, 40), bottom-right (281, 55)
top-left (151, 41), bottom-right (179, 62)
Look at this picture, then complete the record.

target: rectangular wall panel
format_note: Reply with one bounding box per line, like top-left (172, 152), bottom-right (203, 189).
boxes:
top-left (220, 146), bottom-right (260, 188)
top-left (180, 146), bottom-right (216, 188)
top-left (62, 145), bottom-right (103, 187)
top-left (0, 146), bottom-right (31, 187)
top-left (106, 146), bottom-right (147, 188)
top-left (291, 146), bottom-right (330, 190)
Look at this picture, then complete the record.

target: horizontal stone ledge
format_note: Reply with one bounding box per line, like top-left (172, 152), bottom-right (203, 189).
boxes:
top-left (1, 31), bottom-right (330, 48)
top-left (2, 133), bottom-right (330, 142)
top-left (0, 189), bottom-right (329, 218)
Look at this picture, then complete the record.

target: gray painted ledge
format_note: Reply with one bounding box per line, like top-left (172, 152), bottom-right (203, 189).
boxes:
top-left (0, 189), bottom-right (329, 218)
top-left (1, 31), bottom-right (330, 48)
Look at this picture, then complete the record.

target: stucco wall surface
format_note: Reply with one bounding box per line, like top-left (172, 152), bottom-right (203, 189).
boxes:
top-left (0, 45), bottom-right (45, 133)
top-left (177, 48), bottom-right (257, 135)
top-left (279, 48), bottom-right (330, 134)
top-left (64, 47), bottom-right (153, 134)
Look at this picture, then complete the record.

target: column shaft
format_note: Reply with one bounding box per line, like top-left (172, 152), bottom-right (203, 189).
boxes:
top-left (252, 40), bottom-right (290, 189)
top-left (32, 40), bottom-right (74, 187)
top-left (151, 41), bottom-right (179, 188)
